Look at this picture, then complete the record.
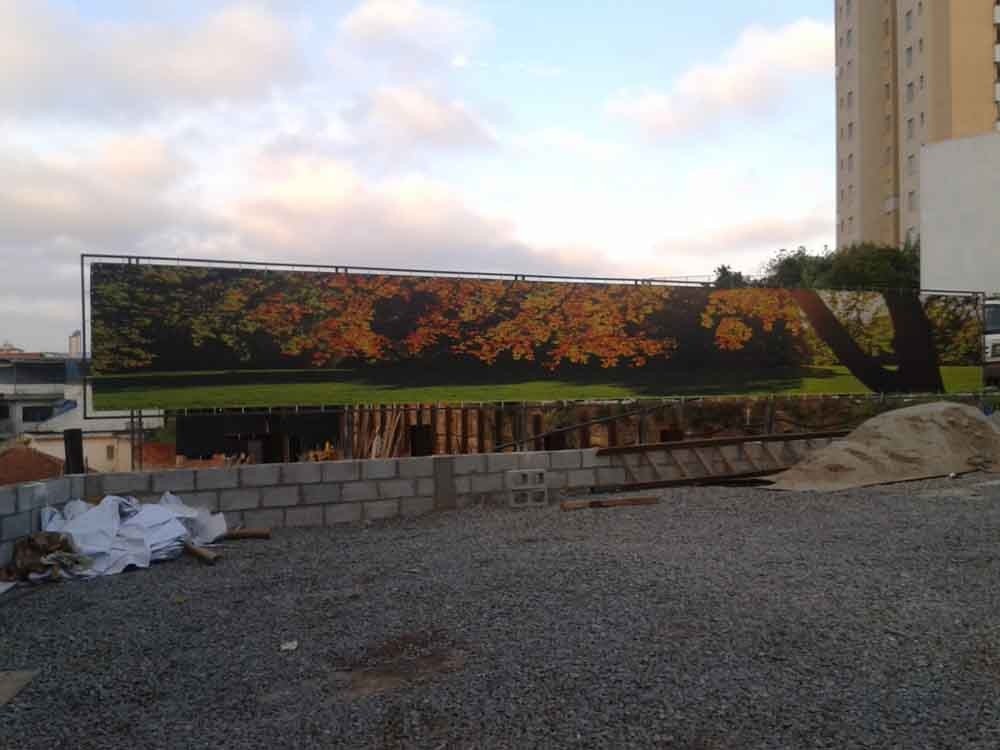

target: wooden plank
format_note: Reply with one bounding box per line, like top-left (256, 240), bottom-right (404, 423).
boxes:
top-left (598, 430), bottom-right (850, 456)
top-left (561, 496), bottom-right (660, 512)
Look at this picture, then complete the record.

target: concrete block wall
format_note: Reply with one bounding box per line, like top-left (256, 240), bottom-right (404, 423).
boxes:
top-left (0, 448), bottom-right (611, 567)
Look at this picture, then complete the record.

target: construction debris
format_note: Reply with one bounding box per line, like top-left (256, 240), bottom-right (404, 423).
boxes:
top-left (0, 671), bottom-right (37, 706)
top-left (769, 402), bottom-right (1000, 492)
top-left (560, 496), bottom-right (660, 511)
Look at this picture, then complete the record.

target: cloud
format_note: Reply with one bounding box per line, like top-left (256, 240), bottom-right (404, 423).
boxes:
top-left (0, 2), bottom-right (302, 116)
top-left (229, 152), bottom-right (577, 274)
top-left (512, 128), bottom-right (625, 163)
top-left (338, 0), bottom-right (486, 68)
top-left (608, 19), bottom-right (833, 138)
top-left (359, 86), bottom-right (496, 151)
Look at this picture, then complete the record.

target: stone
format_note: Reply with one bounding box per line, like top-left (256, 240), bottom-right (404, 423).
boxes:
top-left (260, 486), bottom-right (300, 507)
top-left (219, 488), bottom-right (261, 511)
top-left (285, 506), bottom-right (324, 527)
top-left (326, 503), bottom-right (362, 525)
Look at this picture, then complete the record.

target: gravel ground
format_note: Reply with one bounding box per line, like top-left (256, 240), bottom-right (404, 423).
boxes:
top-left (4, 476), bottom-right (1000, 749)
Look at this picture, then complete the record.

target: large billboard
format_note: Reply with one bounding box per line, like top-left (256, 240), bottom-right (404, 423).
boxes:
top-left (88, 261), bottom-right (983, 410)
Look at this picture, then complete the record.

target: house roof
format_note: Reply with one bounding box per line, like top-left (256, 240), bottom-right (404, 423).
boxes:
top-left (0, 444), bottom-right (65, 486)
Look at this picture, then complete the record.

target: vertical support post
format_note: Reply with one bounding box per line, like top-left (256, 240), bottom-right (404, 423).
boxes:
top-left (430, 404), bottom-right (439, 454)
top-left (444, 406), bottom-right (453, 455)
top-left (494, 407), bottom-right (504, 452)
top-left (579, 408), bottom-right (591, 449)
top-left (476, 407), bottom-right (485, 453)
top-left (461, 406), bottom-right (469, 454)
top-left (532, 412), bottom-right (544, 450)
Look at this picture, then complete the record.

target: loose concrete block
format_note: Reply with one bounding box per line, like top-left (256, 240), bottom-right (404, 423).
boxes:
top-left (244, 508), bottom-right (285, 528)
top-left (401, 496), bottom-right (435, 518)
top-left (219, 488), bottom-right (261, 511)
top-left (567, 469), bottom-right (598, 488)
top-left (260, 485), bottom-right (300, 508)
top-left (326, 503), bottom-right (362, 525)
top-left (0, 487), bottom-right (16, 516)
top-left (398, 457), bottom-right (434, 478)
top-left (151, 470), bottom-right (195, 494)
top-left (581, 450), bottom-right (612, 468)
top-left (453, 455), bottom-right (486, 475)
top-left (101, 472), bottom-right (152, 495)
top-left (433, 457), bottom-right (456, 511)
top-left (45, 478), bottom-right (71, 504)
top-left (282, 462), bottom-right (322, 484)
top-left (471, 473), bottom-right (505, 494)
top-left (550, 451), bottom-right (583, 470)
top-left (182, 491), bottom-right (219, 512)
top-left (302, 483), bottom-right (341, 504)
top-left (363, 499), bottom-right (399, 521)
top-left (196, 468), bottom-right (239, 491)
top-left (0, 540), bottom-right (13, 567)
top-left (239, 464), bottom-right (281, 487)
top-left (322, 461), bottom-right (360, 483)
top-left (68, 475), bottom-right (85, 500)
top-left (487, 453), bottom-right (518, 472)
top-left (285, 505), bottom-right (325, 527)
top-left (362, 459), bottom-right (397, 480)
top-left (417, 478), bottom-right (435, 496)
top-left (341, 482), bottom-right (379, 502)
top-left (16, 483), bottom-right (48, 512)
top-left (1, 511), bottom-right (32, 542)
top-left (597, 467), bottom-right (628, 486)
top-left (378, 479), bottom-right (417, 499)
top-left (517, 452), bottom-right (550, 470)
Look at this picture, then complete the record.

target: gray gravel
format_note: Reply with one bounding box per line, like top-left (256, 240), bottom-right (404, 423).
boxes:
top-left (5, 476), bottom-right (1000, 748)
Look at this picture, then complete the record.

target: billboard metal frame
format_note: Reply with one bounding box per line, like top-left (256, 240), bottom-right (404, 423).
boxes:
top-left (79, 252), bottom-right (987, 420)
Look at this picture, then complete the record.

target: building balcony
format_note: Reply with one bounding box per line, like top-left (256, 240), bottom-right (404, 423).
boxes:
top-left (994, 4), bottom-right (1000, 23)
top-left (0, 383), bottom-right (65, 398)
top-left (995, 43), bottom-right (1000, 63)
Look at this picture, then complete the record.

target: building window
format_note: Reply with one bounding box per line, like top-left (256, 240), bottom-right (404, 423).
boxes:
top-left (847, 90), bottom-right (854, 108)
top-left (885, 82), bottom-right (892, 100)
top-left (906, 46), bottom-right (913, 67)
top-left (905, 10), bottom-right (913, 31)
top-left (22, 405), bottom-right (54, 423)
top-left (919, 74), bottom-right (925, 90)
top-left (884, 145), bottom-right (893, 165)
top-left (848, 184), bottom-right (855, 203)
top-left (848, 216), bottom-right (855, 231)
top-left (0, 404), bottom-right (9, 420)
top-left (846, 28), bottom-right (853, 47)
top-left (106, 445), bottom-right (115, 461)
top-left (907, 117), bottom-right (915, 139)
top-left (884, 18), bottom-right (890, 37)
top-left (917, 1), bottom-right (922, 15)
top-left (848, 121), bottom-right (854, 139)
top-left (907, 82), bottom-right (915, 102)
top-left (908, 154), bottom-right (916, 176)
top-left (848, 154), bottom-right (854, 172)
top-left (846, 0), bottom-right (851, 13)
top-left (908, 190), bottom-right (918, 212)
top-left (920, 111), bottom-right (925, 127)
top-left (885, 114), bottom-right (892, 133)
top-left (919, 38), bottom-right (924, 54)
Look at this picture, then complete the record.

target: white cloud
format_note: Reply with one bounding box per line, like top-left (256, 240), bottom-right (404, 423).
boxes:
top-left (512, 128), bottom-right (625, 163)
top-left (361, 86), bottom-right (496, 151)
top-left (608, 19), bottom-right (833, 138)
top-left (338, 0), bottom-right (486, 68)
top-left (0, 2), bottom-right (302, 116)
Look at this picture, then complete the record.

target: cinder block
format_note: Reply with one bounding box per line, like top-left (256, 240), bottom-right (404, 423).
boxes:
top-left (487, 453), bottom-right (519, 472)
top-left (326, 503), bottom-right (362, 525)
top-left (223, 511), bottom-right (244, 529)
top-left (341, 481), bottom-right (379, 502)
top-left (567, 469), bottom-right (598, 489)
top-left (281, 462), bottom-right (322, 484)
top-left (362, 459), bottom-right (398, 480)
top-left (244, 508), bottom-right (285, 528)
top-left (260, 485), bottom-right (300, 507)
top-left (417, 478), bottom-right (435, 496)
top-left (322, 461), bottom-right (360, 482)
top-left (517, 452), bottom-right (550, 470)
top-left (581, 450), bottom-right (612, 468)
top-left (363, 499), bottom-right (399, 521)
top-left (196, 468), bottom-right (239, 490)
top-left (181, 491), bottom-right (219, 512)
top-left (506, 469), bottom-right (546, 489)
top-left (285, 506), bottom-right (324, 527)
top-left (453, 476), bottom-right (472, 494)
top-left (453, 455), bottom-right (486, 475)
top-left (152, 470), bottom-right (195, 494)
top-left (550, 451), bottom-right (583, 470)
top-left (0, 540), bottom-right (13, 567)
top-left (239, 464), bottom-right (281, 487)
top-left (0, 486), bottom-right (16, 516)
top-left (510, 487), bottom-right (548, 508)
top-left (102, 472), bottom-right (152, 495)
top-left (219, 488), bottom-right (261, 511)
top-left (398, 457), bottom-right (434, 478)
top-left (471, 473), bottom-right (505, 493)
top-left (84, 474), bottom-right (102, 499)
top-left (302, 483), bottom-right (341, 504)
top-left (46, 478), bottom-right (71, 504)
top-left (377, 479), bottom-right (416, 499)
top-left (17, 482), bottom-right (48, 512)
top-left (1, 511), bottom-right (32, 542)
top-left (545, 473), bottom-right (568, 490)
top-left (401, 496), bottom-right (435, 518)
top-left (433, 457), bottom-right (456, 510)
top-left (597, 467), bottom-right (628, 486)
top-left (67, 475), bottom-right (85, 500)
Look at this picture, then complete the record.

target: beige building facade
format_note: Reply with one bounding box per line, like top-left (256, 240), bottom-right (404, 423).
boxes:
top-left (835, 0), bottom-right (1000, 248)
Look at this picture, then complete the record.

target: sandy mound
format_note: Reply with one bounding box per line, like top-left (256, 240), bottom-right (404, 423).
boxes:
top-left (769, 402), bottom-right (1000, 492)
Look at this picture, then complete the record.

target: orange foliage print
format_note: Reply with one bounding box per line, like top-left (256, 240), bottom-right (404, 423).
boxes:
top-left (701, 289), bottom-right (804, 351)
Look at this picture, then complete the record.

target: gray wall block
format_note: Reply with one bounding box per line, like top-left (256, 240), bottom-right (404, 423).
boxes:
top-left (260, 485), bottom-right (300, 508)
top-left (581, 450), bottom-right (612, 468)
top-left (433, 457), bottom-right (456, 510)
top-left (322, 461), bottom-right (360, 482)
top-left (453, 455), bottom-right (486, 475)
top-left (196, 468), bottom-right (240, 490)
top-left (239, 465), bottom-right (281, 487)
top-left (302, 483), bottom-right (342, 504)
top-left (362, 459), bottom-right (398, 480)
top-left (417, 478), bottom-right (435, 496)
top-left (596, 467), bottom-right (628, 486)
top-left (0, 540), bottom-right (13, 567)
top-left (470, 473), bottom-right (505, 494)
top-left (341, 482), bottom-right (379, 502)
top-left (151, 470), bottom-right (196, 494)
top-left (550, 451), bottom-right (584, 470)
top-left (68, 475), bottom-right (85, 501)
top-left (377, 479), bottom-right (417, 499)
top-left (364, 499), bottom-right (399, 521)
top-left (102, 472), bottom-right (152, 495)
top-left (17, 482), bottom-right (48, 512)
top-left (219, 488), bottom-right (261, 511)
top-left (398, 457), bottom-right (434, 478)
top-left (0, 487), bottom-right (15, 516)
top-left (285, 506), bottom-right (324, 527)
top-left (567, 469), bottom-right (598, 488)
top-left (244, 508), bottom-right (285, 528)
top-left (326, 503), bottom-right (362, 525)
top-left (181, 491), bottom-right (220, 512)
top-left (282, 463), bottom-right (323, 485)
top-left (487, 453), bottom-right (519, 472)
top-left (517, 452), bottom-right (550, 470)
top-left (2, 511), bottom-right (33, 542)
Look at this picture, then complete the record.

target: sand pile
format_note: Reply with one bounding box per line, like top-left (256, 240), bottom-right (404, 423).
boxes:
top-left (769, 402), bottom-right (1000, 492)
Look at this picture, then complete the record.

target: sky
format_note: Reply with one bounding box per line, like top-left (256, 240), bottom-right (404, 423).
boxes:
top-left (0, 0), bottom-right (836, 351)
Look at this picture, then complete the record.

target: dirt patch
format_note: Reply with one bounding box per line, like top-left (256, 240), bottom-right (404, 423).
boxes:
top-left (770, 402), bottom-right (1000, 492)
top-left (338, 630), bottom-right (468, 699)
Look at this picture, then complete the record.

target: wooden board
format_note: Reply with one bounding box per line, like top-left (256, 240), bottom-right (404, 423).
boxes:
top-left (560, 496), bottom-right (660, 512)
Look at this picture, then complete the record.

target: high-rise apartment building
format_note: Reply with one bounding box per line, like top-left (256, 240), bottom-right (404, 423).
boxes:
top-left (835, 0), bottom-right (1000, 248)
